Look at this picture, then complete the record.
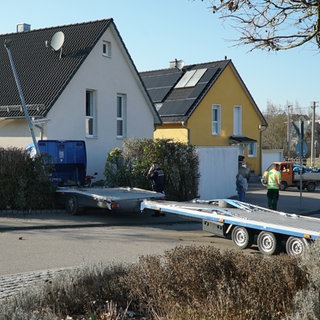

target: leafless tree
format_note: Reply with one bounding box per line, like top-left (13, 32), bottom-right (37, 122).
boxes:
top-left (204, 0), bottom-right (320, 51)
top-left (262, 103), bottom-right (287, 150)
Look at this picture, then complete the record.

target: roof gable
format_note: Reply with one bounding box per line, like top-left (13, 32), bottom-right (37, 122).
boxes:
top-left (0, 19), bottom-right (113, 118)
top-left (140, 60), bottom-right (267, 126)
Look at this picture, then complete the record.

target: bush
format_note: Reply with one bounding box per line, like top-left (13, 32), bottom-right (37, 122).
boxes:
top-left (104, 138), bottom-right (200, 201)
top-left (0, 147), bottom-right (55, 210)
top-left (0, 263), bottom-right (129, 320)
top-left (0, 246), bottom-right (310, 320)
top-left (122, 246), bottom-right (308, 320)
top-left (288, 239), bottom-right (320, 320)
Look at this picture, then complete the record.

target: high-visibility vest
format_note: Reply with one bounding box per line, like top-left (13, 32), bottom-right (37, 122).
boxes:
top-left (266, 169), bottom-right (281, 189)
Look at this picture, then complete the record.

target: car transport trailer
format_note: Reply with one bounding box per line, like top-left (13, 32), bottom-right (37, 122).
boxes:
top-left (140, 199), bottom-right (320, 257)
top-left (56, 187), bottom-right (165, 215)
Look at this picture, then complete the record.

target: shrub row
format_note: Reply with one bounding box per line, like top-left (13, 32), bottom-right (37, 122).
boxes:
top-left (1, 245), bottom-right (317, 320)
top-left (0, 147), bottom-right (55, 210)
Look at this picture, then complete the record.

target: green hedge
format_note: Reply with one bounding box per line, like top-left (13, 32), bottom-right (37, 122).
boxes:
top-left (104, 138), bottom-right (200, 201)
top-left (0, 147), bottom-right (55, 210)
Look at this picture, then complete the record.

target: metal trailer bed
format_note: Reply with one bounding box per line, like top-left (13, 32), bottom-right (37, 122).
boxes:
top-left (140, 199), bottom-right (320, 256)
top-left (56, 186), bottom-right (165, 215)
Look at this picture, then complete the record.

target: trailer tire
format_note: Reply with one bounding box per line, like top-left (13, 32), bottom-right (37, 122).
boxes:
top-left (231, 226), bottom-right (254, 249)
top-left (65, 195), bottom-right (79, 215)
top-left (257, 231), bottom-right (280, 255)
top-left (286, 237), bottom-right (310, 257)
top-left (307, 182), bottom-right (316, 192)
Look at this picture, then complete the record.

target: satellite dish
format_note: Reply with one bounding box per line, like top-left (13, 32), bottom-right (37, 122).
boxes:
top-left (50, 31), bottom-right (65, 51)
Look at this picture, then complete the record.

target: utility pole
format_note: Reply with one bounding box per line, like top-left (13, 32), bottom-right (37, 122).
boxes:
top-left (311, 102), bottom-right (317, 167)
top-left (287, 105), bottom-right (291, 159)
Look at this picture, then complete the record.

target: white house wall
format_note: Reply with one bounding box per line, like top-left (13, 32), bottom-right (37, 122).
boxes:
top-left (46, 27), bottom-right (155, 179)
top-left (0, 119), bottom-right (38, 149)
top-left (197, 146), bottom-right (239, 199)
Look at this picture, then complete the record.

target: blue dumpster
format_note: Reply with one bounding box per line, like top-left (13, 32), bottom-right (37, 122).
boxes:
top-left (38, 140), bottom-right (87, 186)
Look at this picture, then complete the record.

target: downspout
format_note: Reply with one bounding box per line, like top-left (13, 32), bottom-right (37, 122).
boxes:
top-left (259, 124), bottom-right (267, 175)
top-left (35, 124), bottom-right (44, 140)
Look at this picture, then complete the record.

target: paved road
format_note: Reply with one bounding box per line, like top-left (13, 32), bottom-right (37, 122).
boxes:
top-left (0, 222), bottom-right (242, 300)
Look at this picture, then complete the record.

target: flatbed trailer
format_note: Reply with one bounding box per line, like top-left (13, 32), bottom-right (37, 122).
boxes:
top-left (140, 199), bottom-right (320, 256)
top-left (56, 186), bottom-right (165, 215)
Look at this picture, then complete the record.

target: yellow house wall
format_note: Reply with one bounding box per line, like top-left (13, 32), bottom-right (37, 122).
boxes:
top-left (154, 65), bottom-right (263, 175)
top-left (192, 65), bottom-right (261, 174)
top-left (154, 124), bottom-right (188, 143)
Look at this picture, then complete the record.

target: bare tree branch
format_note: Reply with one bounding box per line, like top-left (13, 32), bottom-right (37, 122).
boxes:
top-left (204, 0), bottom-right (320, 50)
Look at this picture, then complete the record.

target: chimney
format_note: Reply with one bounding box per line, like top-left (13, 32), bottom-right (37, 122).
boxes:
top-left (17, 23), bottom-right (31, 33)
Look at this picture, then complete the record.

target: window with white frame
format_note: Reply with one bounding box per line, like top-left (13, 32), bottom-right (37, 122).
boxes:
top-left (117, 94), bottom-right (126, 138)
top-left (233, 105), bottom-right (242, 135)
top-left (102, 41), bottom-right (111, 57)
top-left (248, 142), bottom-right (257, 157)
top-left (85, 90), bottom-right (96, 137)
top-left (212, 104), bottom-right (221, 135)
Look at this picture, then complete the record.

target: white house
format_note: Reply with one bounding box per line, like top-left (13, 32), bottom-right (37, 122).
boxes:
top-left (0, 19), bottom-right (161, 178)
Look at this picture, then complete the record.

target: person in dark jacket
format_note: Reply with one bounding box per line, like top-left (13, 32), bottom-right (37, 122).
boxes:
top-left (147, 163), bottom-right (165, 193)
top-left (236, 172), bottom-right (248, 202)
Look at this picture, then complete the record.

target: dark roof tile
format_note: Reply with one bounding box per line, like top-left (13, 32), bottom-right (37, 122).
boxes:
top-left (0, 19), bottom-right (113, 118)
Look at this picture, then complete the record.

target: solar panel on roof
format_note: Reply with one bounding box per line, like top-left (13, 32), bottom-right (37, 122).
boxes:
top-left (175, 70), bottom-right (196, 88)
top-left (175, 68), bottom-right (207, 88)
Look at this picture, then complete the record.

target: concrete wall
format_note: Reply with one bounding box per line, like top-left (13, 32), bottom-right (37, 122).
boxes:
top-left (197, 146), bottom-right (239, 199)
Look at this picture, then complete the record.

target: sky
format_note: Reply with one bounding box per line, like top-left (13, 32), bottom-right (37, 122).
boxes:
top-left (1, 0), bottom-right (319, 115)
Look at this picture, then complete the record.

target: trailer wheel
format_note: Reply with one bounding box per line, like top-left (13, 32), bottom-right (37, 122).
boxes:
top-left (231, 226), bottom-right (254, 249)
top-left (286, 237), bottom-right (310, 257)
top-left (65, 195), bottom-right (79, 215)
top-left (280, 181), bottom-right (287, 191)
top-left (257, 231), bottom-right (280, 255)
top-left (307, 183), bottom-right (316, 192)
